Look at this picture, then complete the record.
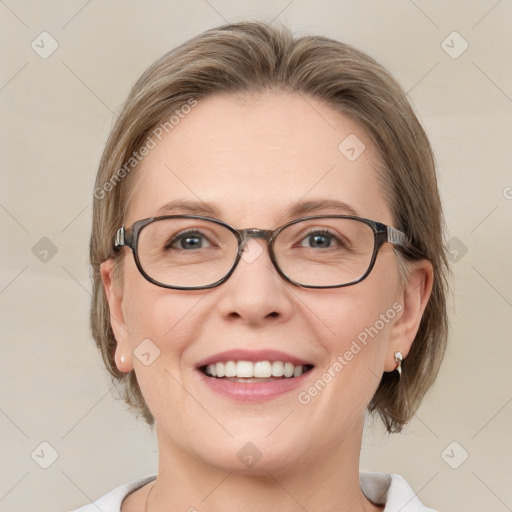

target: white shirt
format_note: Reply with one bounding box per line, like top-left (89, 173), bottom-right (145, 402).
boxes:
top-left (71, 472), bottom-right (437, 511)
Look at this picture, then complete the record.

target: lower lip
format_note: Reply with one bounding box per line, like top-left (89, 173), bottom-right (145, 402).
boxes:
top-left (196, 369), bottom-right (313, 401)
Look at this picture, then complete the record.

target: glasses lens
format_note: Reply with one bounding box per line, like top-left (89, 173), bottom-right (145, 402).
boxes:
top-left (137, 218), bottom-right (238, 288)
top-left (274, 218), bottom-right (375, 287)
top-left (135, 217), bottom-right (376, 288)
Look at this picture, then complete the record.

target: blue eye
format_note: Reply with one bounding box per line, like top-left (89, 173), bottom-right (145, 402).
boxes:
top-left (299, 230), bottom-right (342, 249)
top-left (306, 231), bottom-right (332, 248)
top-left (165, 230), bottom-right (211, 250)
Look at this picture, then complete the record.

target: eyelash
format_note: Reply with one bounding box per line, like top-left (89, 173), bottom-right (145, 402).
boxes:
top-left (165, 228), bottom-right (344, 250)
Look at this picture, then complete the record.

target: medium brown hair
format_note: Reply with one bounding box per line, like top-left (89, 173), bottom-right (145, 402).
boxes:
top-left (90, 21), bottom-right (450, 433)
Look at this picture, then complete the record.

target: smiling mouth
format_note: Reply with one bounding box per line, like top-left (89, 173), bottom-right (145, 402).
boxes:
top-left (200, 360), bottom-right (314, 381)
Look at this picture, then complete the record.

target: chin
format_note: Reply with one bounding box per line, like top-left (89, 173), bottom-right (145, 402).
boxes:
top-left (187, 429), bottom-right (307, 475)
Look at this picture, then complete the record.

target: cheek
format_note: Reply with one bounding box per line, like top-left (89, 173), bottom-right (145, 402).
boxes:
top-left (121, 266), bottom-right (196, 359)
top-left (120, 282), bottom-right (202, 419)
top-left (292, 291), bottom-right (399, 447)
top-left (313, 293), bottom-right (394, 375)
top-left (308, 272), bottom-right (399, 353)
top-left (302, 264), bottom-right (400, 395)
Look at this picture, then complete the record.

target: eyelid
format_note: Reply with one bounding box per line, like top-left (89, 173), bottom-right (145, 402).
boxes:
top-left (301, 228), bottom-right (349, 245)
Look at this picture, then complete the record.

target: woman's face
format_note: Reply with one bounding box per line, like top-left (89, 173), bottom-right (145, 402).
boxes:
top-left (102, 92), bottom-right (425, 473)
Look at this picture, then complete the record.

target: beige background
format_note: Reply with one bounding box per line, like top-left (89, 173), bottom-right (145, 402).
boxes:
top-left (1, 1), bottom-right (511, 511)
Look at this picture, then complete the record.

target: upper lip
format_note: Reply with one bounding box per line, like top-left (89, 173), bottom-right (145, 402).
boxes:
top-left (195, 349), bottom-right (314, 369)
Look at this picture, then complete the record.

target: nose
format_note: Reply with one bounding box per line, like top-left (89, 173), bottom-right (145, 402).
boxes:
top-left (216, 235), bottom-right (293, 325)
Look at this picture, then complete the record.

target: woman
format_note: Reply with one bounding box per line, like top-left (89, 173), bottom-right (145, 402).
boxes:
top-left (76, 21), bottom-right (449, 512)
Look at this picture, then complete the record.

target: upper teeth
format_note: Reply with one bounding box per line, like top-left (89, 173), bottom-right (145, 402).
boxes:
top-left (205, 361), bottom-right (306, 379)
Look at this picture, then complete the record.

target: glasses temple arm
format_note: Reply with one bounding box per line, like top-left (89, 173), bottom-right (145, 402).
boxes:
top-left (114, 226), bottom-right (126, 248)
top-left (387, 226), bottom-right (407, 247)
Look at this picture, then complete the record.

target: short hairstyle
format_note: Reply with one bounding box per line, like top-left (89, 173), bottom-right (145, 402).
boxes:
top-left (90, 21), bottom-right (450, 433)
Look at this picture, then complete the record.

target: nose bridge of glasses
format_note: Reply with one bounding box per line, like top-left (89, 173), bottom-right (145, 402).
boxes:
top-left (239, 228), bottom-right (273, 244)
top-left (235, 228), bottom-right (275, 259)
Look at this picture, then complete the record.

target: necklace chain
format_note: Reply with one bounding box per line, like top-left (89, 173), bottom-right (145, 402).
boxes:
top-left (145, 482), bottom-right (156, 512)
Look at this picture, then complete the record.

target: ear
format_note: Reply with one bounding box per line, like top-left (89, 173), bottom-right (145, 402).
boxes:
top-left (385, 259), bottom-right (434, 372)
top-left (100, 259), bottom-right (134, 372)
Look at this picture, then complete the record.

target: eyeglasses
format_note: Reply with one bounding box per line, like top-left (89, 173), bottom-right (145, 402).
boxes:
top-left (113, 214), bottom-right (407, 290)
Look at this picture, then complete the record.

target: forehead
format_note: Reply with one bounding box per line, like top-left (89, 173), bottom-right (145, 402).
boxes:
top-left (126, 92), bottom-right (391, 227)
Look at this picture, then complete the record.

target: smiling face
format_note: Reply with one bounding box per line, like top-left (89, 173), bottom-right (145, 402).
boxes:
top-left (101, 92), bottom-right (427, 474)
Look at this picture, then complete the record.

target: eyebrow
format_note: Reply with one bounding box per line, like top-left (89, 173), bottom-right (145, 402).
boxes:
top-left (156, 198), bottom-right (360, 221)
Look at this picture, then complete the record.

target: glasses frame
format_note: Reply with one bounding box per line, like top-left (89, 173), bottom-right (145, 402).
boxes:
top-left (113, 214), bottom-right (408, 290)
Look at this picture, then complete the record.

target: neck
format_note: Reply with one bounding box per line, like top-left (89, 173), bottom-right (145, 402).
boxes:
top-left (145, 419), bottom-right (380, 512)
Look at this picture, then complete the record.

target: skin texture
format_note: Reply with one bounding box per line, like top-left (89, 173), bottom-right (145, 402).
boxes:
top-left (101, 92), bottom-right (433, 512)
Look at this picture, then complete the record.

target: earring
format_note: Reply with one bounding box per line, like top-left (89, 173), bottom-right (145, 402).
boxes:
top-left (394, 351), bottom-right (403, 376)
top-left (120, 353), bottom-right (126, 364)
